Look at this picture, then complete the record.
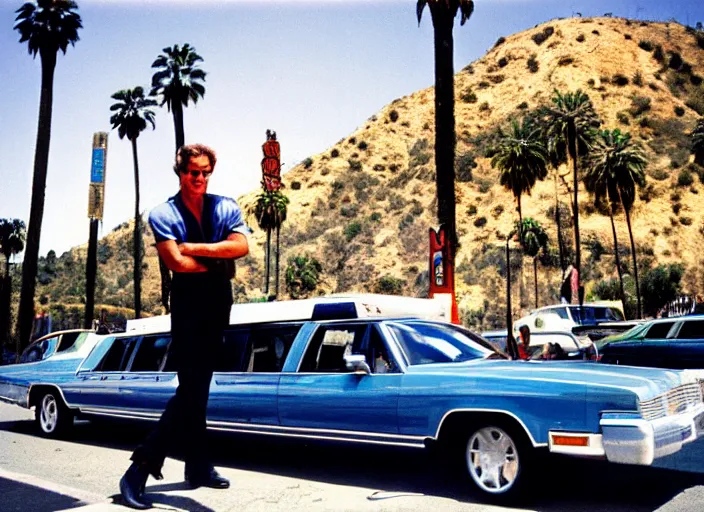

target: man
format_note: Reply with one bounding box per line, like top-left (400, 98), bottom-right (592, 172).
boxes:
top-left (119, 144), bottom-right (249, 510)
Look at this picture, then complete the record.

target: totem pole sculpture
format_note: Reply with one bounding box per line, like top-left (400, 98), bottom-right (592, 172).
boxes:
top-left (255, 130), bottom-right (289, 298)
top-left (428, 225), bottom-right (459, 324)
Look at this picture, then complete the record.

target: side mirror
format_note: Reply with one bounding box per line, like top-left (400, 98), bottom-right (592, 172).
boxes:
top-left (344, 354), bottom-right (371, 375)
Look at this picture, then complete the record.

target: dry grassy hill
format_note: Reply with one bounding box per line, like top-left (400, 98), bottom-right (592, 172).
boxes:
top-left (38, 16), bottom-right (704, 330)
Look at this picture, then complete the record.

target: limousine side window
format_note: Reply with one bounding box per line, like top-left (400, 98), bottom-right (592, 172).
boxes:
top-left (299, 324), bottom-right (367, 373)
top-left (644, 322), bottom-right (675, 339)
top-left (676, 320), bottom-right (703, 340)
top-left (247, 325), bottom-right (301, 373)
top-left (131, 336), bottom-right (171, 372)
top-left (98, 337), bottom-right (139, 372)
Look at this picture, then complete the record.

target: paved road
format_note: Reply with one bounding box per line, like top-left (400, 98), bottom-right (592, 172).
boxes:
top-left (1, 401), bottom-right (704, 511)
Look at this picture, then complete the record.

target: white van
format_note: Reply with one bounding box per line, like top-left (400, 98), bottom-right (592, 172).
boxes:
top-left (514, 303), bottom-right (625, 335)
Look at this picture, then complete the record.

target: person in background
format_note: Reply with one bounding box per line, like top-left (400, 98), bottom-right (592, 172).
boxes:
top-left (517, 325), bottom-right (531, 360)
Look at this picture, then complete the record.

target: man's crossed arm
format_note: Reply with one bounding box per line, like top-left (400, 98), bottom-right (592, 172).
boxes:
top-left (157, 233), bottom-right (249, 273)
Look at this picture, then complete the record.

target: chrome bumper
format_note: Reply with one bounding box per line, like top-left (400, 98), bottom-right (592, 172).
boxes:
top-left (600, 404), bottom-right (704, 465)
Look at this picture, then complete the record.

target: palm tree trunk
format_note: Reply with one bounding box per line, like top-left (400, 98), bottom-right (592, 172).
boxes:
top-left (131, 138), bottom-right (142, 319)
top-left (18, 50), bottom-right (57, 351)
top-left (568, 123), bottom-right (582, 306)
top-left (265, 228), bottom-right (271, 296)
top-left (555, 172), bottom-right (566, 276)
top-left (275, 224), bottom-right (280, 299)
top-left (505, 236), bottom-right (517, 359)
top-left (624, 207), bottom-right (642, 318)
top-left (517, 196), bottom-right (523, 241)
top-left (173, 102), bottom-right (185, 151)
top-left (84, 219), bottom-right (99, 329)
top-left (534, 257), bottom-right (539, 309)
top-left (609, 209), bottom-right (626, 318)
top-left (429, 8), bottom-right (458, 274)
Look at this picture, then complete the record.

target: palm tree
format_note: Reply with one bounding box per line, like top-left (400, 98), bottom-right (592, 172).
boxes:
top-left (517, 218), bottom-right (548, 309)
top-left (255, 190), bottom-right (289, 297)
top-left (109, 87), bottom-right (157, 319)
top-left (505, 229), bottom-right (519, 359)
top-left (490, 118), bottom-right (549, 239)
top-left (608, 131), bottom-right (647, 318)
top-left (0, 219), bottom-right (26, 346)
top-left (150, 43), bottom-right (206, 151)
top-left (584, 129), bottom-right (629, 314)
top-left (416, 0), bottom-right (475, 286)
top-left (14, 0), bottom-right (82, 351)
top-left (543, 89), bottom-right (599, 306)
top-left (692, 117), bottom-right (704, 166)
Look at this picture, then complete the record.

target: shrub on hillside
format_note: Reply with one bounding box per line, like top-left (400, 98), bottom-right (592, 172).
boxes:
top-left (461, 88), bottom-right (478, 103)
top-left (527, 55), bottom-right (539, 73)
top-left (344, 222), bottom-right (362, 241)
top-left (677, 168), bottom-right (694, 187)
top-left (653, 45), bottom-right (665, 62)
top-left (456, 153), bottom-right (477, 182)
top-left (638, 40), bottom-right (654, 51)
top-left (576, 34), bottom-right (585, 43)
top-left (617, 112), bottom-right (630, 125)
top-left (330, 148), bottom-right (339, 158)
top-left (291, 181), bottom-right (301, 190)
top-left (498, 57), bottom-right (508, 68)
top-left (558, 56), bottom-right (574, 67)
top-left (303, 157), bottom-right (313, 169)
top-left (632, 71), bottom-right (643, 87)
top-left (374, 276), bottom-right (406, 295)
top-left (674, 105), bottom-right (685, 117)
top-left (629, 96), bottom-right (651, 117)
top-left (348, 159), bottom-right (362, 172)
top-left (612, 74), bottom-right (629, 86)
top-left (467, 204), bottom-right (477, 216)
top-left (389, 110), bottom-right (399, 123)
top-left (532, 26), bottom-right (554, 45)
top-left (494, 36), bottom-right (506, 48)
top-left (285, 255), bottom-right (322, 299)
top-left (357, 141), bottom-right (368, 151)
top-left (474, 216), bottom-right (488, 228)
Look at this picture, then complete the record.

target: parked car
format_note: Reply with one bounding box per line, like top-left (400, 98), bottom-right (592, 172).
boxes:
top-left (572, 321), bottom-right (644, 344)
top-left (19, 329), bottom-right (95, 363)
top-left (514, 303), bottom-right (625, 335)
top-left (481, 330), bottom-right (592, 360)
top-left (599, 315), bottom-right (704, 369)
top-left (1, 301), bottom-right (704, 500)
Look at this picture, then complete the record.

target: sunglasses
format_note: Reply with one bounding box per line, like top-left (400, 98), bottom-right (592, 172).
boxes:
top-left (182, 169), bottom-right (213, 178)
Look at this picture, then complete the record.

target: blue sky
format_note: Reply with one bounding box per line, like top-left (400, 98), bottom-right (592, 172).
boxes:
top-left (1, 0), bottom-right (704, 257)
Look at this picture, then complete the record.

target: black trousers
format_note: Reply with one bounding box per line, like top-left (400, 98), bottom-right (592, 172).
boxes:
top-left (131, 274), bottom-right (232, 476)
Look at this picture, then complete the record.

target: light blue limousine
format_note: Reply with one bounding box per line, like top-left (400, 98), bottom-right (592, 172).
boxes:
top-left (1, 301), bottom-right (703, 499)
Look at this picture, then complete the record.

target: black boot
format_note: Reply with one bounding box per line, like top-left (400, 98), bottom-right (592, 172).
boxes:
top-left (185, 466), bottom-right (230, 489)
top-left (119, 462), bottom-right (151, 510)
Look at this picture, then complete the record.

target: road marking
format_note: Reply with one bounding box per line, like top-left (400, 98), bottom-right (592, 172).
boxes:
top-left (0, 466), bottom-right (106, 506)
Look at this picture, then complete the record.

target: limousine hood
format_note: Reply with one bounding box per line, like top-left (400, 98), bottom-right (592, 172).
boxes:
top-left (405, 360), bottom-right (698, 401)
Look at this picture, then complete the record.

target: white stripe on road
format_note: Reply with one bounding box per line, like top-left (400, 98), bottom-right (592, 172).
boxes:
top-left (0, 466), bottom-right (106, 507)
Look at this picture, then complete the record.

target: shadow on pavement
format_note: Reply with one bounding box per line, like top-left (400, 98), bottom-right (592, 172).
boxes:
top-left (0, 476), bottom-right (87, 511)
top-left (2, 417), bottom-right (704, 511)
top-left (107, 492), bottom-right (216, 512)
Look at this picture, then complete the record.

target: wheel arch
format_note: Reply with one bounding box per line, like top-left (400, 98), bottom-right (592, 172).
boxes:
top-left (28, 384), bottom-right (73, 410)
top-left (435, 409), bottom-right (543, 448)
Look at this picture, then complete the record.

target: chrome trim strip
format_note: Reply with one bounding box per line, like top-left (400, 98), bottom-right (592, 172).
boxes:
top-left (548, 431), bottom-right (605, 457)
top-left (433, 408), bottom-right (546, 447)
top-left (77, 407), bottom-right (427, 447)
top-left (208, 426), bottom-right (425, 448)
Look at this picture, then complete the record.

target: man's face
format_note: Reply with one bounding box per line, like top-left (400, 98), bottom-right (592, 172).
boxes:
top-left (180, 154), bottom-right (212, 196)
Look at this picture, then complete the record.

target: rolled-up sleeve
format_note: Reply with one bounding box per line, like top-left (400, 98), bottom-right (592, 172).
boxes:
top-left (149, 206), bottom-right (177, 243)
top-left (224, 199), bottom-right (251, 237)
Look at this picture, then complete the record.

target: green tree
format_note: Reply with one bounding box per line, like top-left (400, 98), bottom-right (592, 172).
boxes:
top-left (543, 90), bottom-right (599, 307)
top-left (14, 0), bottom-right (82, 350)
top-left (584, 129), bottom-right (628, 314)
top-left (416, 0), bottom-right (475, 285)
top-left (150, 43), bottom-right (206, 151)
top-left (285, 255), bottom-right (322, 299)
top-left (0, 219), bottom-right (26, 346)
top-left (255, 190), bottom-right (289, 297)
top-left (641, 264), bottom-right (683, 317)
top-left (517, 218), bottom-right (549, 309)
top-left (692, 117), bottom-right (704, 166)
top-left (490, 118), bottom-right (549, 238)
top-left (109, 86), bottom-right (157, 319)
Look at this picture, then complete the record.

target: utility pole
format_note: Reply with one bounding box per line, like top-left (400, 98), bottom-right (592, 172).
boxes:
top-left (84, 132), bottom-right (108, 329)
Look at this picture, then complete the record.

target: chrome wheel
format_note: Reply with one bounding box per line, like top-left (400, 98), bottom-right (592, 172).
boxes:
top-left (466, 426), bottom-right (520, 494)
top-left (40, 394), bottom-right (58, 433)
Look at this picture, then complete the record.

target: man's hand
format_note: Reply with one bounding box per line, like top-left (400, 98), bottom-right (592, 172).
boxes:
top-left (178, 233), bottom-right (249, 259)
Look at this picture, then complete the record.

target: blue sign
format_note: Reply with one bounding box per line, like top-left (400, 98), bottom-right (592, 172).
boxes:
top-left (90, 148), bottom-right (105, 183)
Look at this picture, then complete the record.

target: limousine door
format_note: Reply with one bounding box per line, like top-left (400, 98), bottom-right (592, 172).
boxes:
top-left (278, 323), bottom-right (401, 436)
top-left (208, 325), bottom-right (301, 426)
